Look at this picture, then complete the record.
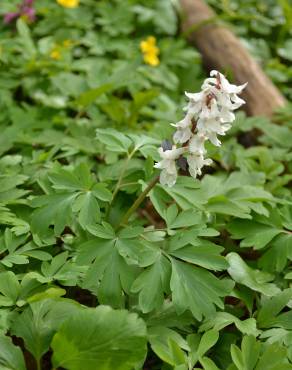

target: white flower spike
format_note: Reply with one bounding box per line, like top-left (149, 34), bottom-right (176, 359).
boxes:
top-left (155, 70), bottom-right (247, 186)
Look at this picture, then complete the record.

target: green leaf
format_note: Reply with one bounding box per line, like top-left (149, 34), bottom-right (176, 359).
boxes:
top-left (197, 330), bottom-right (219, 358)
top-left (0, 271), bottom-right (20, 307)
top-left (96, 128), bottom-right (132, 153)
top-left (230, 336), bottom-right (292, 370)
top-left (118, 226), bottom-right (144, 239)
top-left (0, 334), bottom-right (26, 370)
top-left (86, 222), bottom-right (115, 239)
top-left (148, 326), bottom-right (189, 366)
top-left (50, 163), bottom-right (94, 191)
top-left (163, 173), bottom-right (273, 219)
top-left (97, 247), bottom-right (131, 308)
top-left (37, 252), bottom-right (83, 286)
top-left (227, 219), bottom-right (282, 250)
top-left (11, 299), bottom-right (81, 361)
top-left (227, 253), bottom-right (280, 296)
top-left (231, 343), bottom-right (244, 370)
top-left (278, 40), bottom-right (292, 61)
top-left (255, 345), bottom-right (292, 370)
top-left (76, 83), bottom-right (113, 107)
top-left (27, 287), bottom-right (66, 303)
top-left (241, 336), bottom-right (261, 370)
top-left (167, 209), bottom-right (204, 229)
top-left (0, 229), bottom-right (31, 267)
top-left (77, 238), bottom-right (136, 308)
top-left (51, 73), bottom-right (87, 98)
top-left (131, 255), bottom-right (171, 313)
top-left (259, 233), bottom-right (292, 272)
top-left (49, 169), bottom-right (85, 192)
top-left (170, 259), bottom-right (233, 321)
top-left (52, 306), bottom-right (147, 370)
top-left (92, 184), bottom-right (112, 202)
top-left (154, 0), bottom-right (177, 35)
top-left (16, 19), bottom-right (36, 58)
top-left (200, 357), bottom-right (221, 370)
top-left (97, 1), bottom-right (134, 36)
top-left (74, 192), bottom-right (101, 229)
top-left (200, 312), bottom-right (260, 337)
top-left (259, 121), bottom-right (292, 149)
top-left (169, 239), bottom-right (228, 271)
top-left (231, 336), bottom-right (261, 370)
top-left (31, 193), bottom-right (78, 237)
top-left (257, 288), bottom-right (292, 328)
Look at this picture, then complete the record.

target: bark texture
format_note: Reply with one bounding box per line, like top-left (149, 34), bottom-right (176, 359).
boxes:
top-left (180, 0), bottom-right (286, 117)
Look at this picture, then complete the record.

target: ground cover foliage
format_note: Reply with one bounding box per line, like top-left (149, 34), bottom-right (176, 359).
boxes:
top-left (0, 0), bottom-right (291, 369)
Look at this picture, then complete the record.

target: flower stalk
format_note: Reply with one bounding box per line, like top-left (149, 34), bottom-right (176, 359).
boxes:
top-left (117, 175), bottom-right (159, 229)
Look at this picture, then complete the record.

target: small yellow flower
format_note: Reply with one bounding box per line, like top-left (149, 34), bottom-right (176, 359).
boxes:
top-left (140, 36), bottom-right (156, 53)
top-left (143, 53), bottom-right (160, 67)
top-left (56, 0), bottom-right (79, 8)
top-left (140, 36), bottom-right (160, 67)
top-left (50, 48), bottom-right (61, 60)
top-left (63, 39), bottom-right (73, 48)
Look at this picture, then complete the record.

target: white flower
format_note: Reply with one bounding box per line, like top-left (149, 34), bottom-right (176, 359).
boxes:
top-left (210, 70), bottom-right (247, 95)
top-left (154, 146), bottom-right (184, 187)
top-left (204, 71), bottom-right (247, 112)
top-left (229, 93), bottom-right (246, 109)
top-left (197, 116), bottom-right (231, 146)
top-left (202, 72), bottom-right (246, 111)
top-left (172, 113), bottom-right (193, 144)
top-left (194, 72), bottom-right (247, 146)
top-left (184, 91), bottom-right (204, 116)
top-left (187, 134), bottom-right (213, 177)
top-left (220, 107), bottom-right (235, 123)
top-left (185, 91), bottom-right (204, 102)
top-left (188, 134), bottom-right (206, 154)
top-left (215, 91), bottom-right (244, 111)
top-left (200, 99), bottom-right (220, 120)
top-left (187, 153), bottom-right (212, 179)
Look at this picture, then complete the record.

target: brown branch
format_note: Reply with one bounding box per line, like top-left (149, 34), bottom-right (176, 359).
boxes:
top-left (180, 0), bottom-right (286, 117)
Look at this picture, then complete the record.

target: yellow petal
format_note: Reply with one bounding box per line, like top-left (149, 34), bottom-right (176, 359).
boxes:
top-left (50, 49), bottom-right (61, 60)
top-left (57, 0), bottom-right (79, 8)
top-left (63, 39), bottom-right (73, 47)
top-left (144, 54), bottom-right (160, 67)
top-left (140, 36), bottom-right (160, 66)
top-left (140, 40), bottom-right (148, 52)
top-left (146, 36), bottom-right (156, 45)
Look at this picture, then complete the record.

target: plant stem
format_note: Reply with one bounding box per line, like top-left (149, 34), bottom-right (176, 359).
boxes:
top-left (36, 358), bottom-right (41, 370)
top-left (117, 175), bottom-right (159, 229)
top-left (106, 149), bottom-right (136, 219)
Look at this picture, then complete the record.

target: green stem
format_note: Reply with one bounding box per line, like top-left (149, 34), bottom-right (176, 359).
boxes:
top-left (117, 175), bottom-right (159, 229)
top-left (106, 149), bottom-right (136, 219)
top-left (36, 358), bottom-right (41, 370)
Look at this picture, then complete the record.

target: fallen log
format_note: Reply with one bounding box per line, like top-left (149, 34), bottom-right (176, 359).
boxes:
top-left (180, 0), bottom-right (287, 117)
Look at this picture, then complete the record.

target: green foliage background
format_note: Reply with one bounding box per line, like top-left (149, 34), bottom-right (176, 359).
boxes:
top-left (0, 0), bottom-right (291, 369)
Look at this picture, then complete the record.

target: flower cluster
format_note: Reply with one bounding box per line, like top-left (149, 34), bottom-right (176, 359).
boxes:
top-left (140, 36), bottom-right (160, 67)
top-left (57, 0), bottom-right (79, 8)
top-left (155, 70), bottom-right (247, 187)
top-left (3, 0), bottom-right (36, 24)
